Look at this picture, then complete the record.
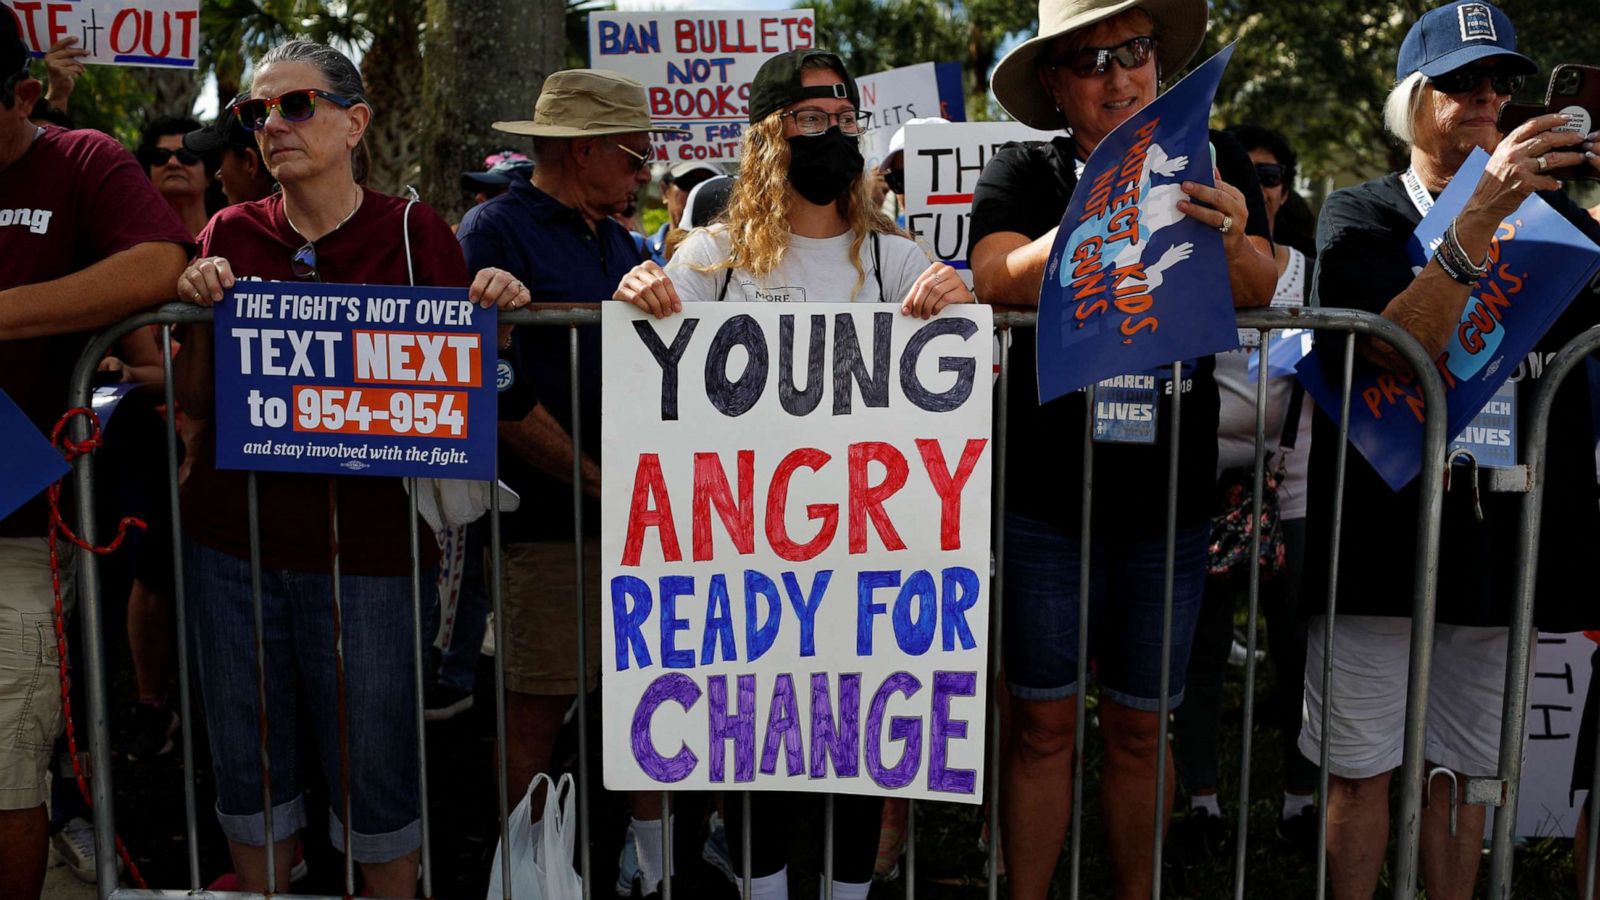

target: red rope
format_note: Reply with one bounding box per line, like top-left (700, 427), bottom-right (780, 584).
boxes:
top-left (45, 406), bottom-right (150, 889)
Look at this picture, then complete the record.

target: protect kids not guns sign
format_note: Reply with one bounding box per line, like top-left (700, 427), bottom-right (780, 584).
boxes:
top-left (601, 303), bottom-right (993, 802)
top-left (589, 9), bottom-right (815, 162)
top-left (213, 281), bottom-right (497, 481)
top-left (3, 1), bottom-right (200, 69)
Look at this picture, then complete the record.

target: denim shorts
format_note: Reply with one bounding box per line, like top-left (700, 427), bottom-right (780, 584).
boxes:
top-left (1001, 513), bottom-right (1208, 710)
top-left (185, 539), bottom-right (425, 862)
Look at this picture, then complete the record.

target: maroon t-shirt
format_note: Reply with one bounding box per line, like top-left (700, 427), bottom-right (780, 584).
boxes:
top-left (182, 188), bottom-right (468, 575)
top-left (0, 126), bottom-right (194, 537)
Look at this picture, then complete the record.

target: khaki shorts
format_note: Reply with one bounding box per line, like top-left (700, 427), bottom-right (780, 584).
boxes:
top-left (501, 540), bottom-right (601, 696)
top-left (0, 538), bottom-right (73, 810)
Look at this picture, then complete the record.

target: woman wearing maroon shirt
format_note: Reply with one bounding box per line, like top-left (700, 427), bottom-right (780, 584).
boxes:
top-left (173, 40), bottom-right (528, 896)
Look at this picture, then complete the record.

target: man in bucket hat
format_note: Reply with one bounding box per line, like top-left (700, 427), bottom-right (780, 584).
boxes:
top-left (456, 69), bottom-right (687, 898)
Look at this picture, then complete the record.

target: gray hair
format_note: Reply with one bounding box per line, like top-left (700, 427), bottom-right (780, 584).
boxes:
top-left (258, 39), bottom-right (368, 110)
top-left (1383, 71), bottom-right (1429, 147)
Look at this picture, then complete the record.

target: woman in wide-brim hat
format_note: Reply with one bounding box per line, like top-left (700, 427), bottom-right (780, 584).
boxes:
top-left (967, 0), bottom-right (1278, 897)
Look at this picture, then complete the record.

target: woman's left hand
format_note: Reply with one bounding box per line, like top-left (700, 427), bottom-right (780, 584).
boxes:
top-left (1178, 171), bottom-right (1252, 262)
top-left (900, 261), bottom-right (975, 320)
top-left (469, 266), bottom-right (531, 311)
top-left (1585, 130), bottom-right (1600, 175)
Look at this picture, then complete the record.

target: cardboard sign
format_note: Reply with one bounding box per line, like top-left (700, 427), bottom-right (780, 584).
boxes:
top-left (902, 121), bottom-right (1056, 285)
top-left (1035, 44), bottom-right (1240, 403)
top-left (212, 281), bottom-right (497, 480)
top-left (601, 302), bottom-right (993, 802)
top-left (855, 61), bottom-right (966, 171)
top-left (1296, 148), bottom-right (1600, 491)
top-left (0, 388), bottom-right (68, 522)
top-left (588, 10), bottom-right (816, 163)
top-left (4, 1), bottom-right (200, 69)
top-left (1508, 632), bottom-right (1595, 839)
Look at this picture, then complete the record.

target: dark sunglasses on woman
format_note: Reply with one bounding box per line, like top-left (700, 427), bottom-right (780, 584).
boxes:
top-left (1048, 35), bottom-right (1157, 79)
top-left (1254, 163), bottom-right (1285, 189)
top-left (232, 89), bottom-right (357, 131)
top-left (145, 147), bottom-right (202, 167)
top-left (1429, 64), bottom-right (1525, 97)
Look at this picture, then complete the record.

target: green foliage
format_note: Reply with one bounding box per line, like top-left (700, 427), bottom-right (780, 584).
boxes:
top-left (38, 64), bottom-right (151, 148)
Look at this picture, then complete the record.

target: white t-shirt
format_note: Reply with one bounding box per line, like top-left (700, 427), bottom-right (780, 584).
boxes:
top-left (666, 224), bottom-right (931, 305)
top-left (1214, 245), bottom-right (1315, 520)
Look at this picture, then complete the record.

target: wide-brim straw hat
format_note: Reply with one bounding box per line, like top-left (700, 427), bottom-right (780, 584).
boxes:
top-left (991, 0), bottom-right (1208, 131)
top-left (494, 68), bottom-right (691, 138)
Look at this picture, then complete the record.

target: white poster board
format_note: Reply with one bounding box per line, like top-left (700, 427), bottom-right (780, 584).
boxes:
top-left (856, 61), bottom-right (943, 172)
top-left (902, 121), bottom-right (1057, 286)
top-left (588, 10), bottom-right (816, 164)
top-left (1509, 632), bottom-right (1595, 838)
top-left (3, 0), bottom-right (200, 69)
top-left (601, 302), bottom-right (993, 802)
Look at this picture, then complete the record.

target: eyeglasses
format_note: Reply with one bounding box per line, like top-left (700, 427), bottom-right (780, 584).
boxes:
top-left (781, 108), bottom-right (872, 136)
top-left (1254, 163), bottom-right (1285, 188)
top-left (232, 89), bottom-right (357, 131)
top-left (1429, 65), bottom-right (1525, 96)
top-left (884, 168), bottom-right (905, 194)
top-left (146, 146), bottom-right (202, 167)
top-left (613, 142), bottom-right (658, 172)
top-left (291, 242), bottom-right (320, 282)
top-left (1048, 35), bottom-right (1157, 79)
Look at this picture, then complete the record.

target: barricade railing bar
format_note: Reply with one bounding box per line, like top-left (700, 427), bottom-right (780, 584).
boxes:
top-left (1488, 323), bottom-right (1600, 900)
top-left (62, 303), bottom-right (1463, 900)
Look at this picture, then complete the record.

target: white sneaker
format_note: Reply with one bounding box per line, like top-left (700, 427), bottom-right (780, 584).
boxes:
top-left (50, 817), bottom-right (98, 883)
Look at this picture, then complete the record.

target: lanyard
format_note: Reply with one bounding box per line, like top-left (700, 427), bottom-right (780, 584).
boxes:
top-left (1401, 168), bottom-right (1435, 217)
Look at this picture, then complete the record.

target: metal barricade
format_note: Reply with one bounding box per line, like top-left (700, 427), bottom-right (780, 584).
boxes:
top-left (62, 302), bottom-right (1456, 900)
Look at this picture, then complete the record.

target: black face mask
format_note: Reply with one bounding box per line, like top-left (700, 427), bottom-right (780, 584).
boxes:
top-left (786, 127), bottom-right (864, 206)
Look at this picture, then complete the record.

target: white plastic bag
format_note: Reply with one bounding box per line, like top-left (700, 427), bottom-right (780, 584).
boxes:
top-left (484, 772), bottom-right (583, 900)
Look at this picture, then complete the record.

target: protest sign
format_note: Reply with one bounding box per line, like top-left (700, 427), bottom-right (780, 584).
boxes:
top-left (1501, 632), bottom-right (1595, 839)
top-left (212, 281), bottom-right (496, 481)
top-left (902, 121), bottom-right (1055, 285)
top-left (4, 1), bottom-right (200, 69)
top-left (0, 389), bottom-right (68, 522)
top-left (856, 61), bottom-right (966, 171)
top-left (1035, 44), bottom-right (1240, 403)
top-left (589, 10), bottom-right (816, 163)
top-left (601, 302), bottom-right (993, 802)
top-left (1296, 148), bottom-right (1600, 491)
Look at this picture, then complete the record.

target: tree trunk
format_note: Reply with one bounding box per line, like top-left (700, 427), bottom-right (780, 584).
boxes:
top-left (361, 1), bottom-right (425, 195)
top-left (135, 68), bottom-right (203, 121)
top-left (420, 0), bottom-right (565, 224)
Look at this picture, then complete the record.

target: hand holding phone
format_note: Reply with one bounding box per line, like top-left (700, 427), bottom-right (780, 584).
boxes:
top-left (1496, 64), bottom-right (1599, 182)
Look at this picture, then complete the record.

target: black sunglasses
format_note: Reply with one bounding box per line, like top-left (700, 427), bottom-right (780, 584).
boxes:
top-left (1429, 65), bottom-right (1525, 97)
top-left (1048, 36), bottom-right (1157, 79)
top-left (232, 89), bottom-right (357, 131)
top-left (146, 146), bottom-right (202, 167)
top-left (1254, 163), bottom-right (1285, 188)
top-left (291, 242), bottom-right (319, 282)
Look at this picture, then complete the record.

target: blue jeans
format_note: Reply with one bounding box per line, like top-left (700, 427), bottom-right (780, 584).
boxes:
top-left (185, 539), bottom-right (424, 862)
top-left (1001, 514), bottom-right (1208, 710)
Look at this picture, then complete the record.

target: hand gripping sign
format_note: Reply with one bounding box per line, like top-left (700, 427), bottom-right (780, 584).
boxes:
top-left (213, 282), bottom-right (497, 481)
top-left (1036, 44), bottom-right (1240, 403)
top-left (601, 302), bottom-right (993, 802)
top-left (4, 1), bottom-right (201, 69)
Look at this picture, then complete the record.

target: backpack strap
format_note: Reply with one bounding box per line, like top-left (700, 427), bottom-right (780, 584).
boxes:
top-left (717, 266), bottom-right (734, 302)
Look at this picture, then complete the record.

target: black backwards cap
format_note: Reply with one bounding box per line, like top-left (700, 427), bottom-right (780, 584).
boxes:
top-left (746, 49), bottom-right (859, 125)
top-left (2, 11), bottom-right (31, 83)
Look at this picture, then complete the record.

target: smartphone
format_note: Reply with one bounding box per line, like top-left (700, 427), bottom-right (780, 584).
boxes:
top-left (1496, 64), bottom-right (1599, 181)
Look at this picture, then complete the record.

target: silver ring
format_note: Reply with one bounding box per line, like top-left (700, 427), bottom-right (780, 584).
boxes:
top-left (1218, 214), bottom-right (1234, 235)
top-left (1535, 155), bottom-right (1548, 172)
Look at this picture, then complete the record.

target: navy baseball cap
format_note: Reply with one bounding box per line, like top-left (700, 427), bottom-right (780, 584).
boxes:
top-left (1396, 1), bottom-right (1535, 82)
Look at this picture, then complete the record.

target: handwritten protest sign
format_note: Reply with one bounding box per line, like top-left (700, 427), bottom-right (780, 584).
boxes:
top-left (589, 10), bottom-right (815, 163)
top-left (601, 303), bottom-right (993, 802)
top-left (856, 61), bottom-right (966, 171)
top-left (0, 389), bottom-right (68, 522)
top-left (1502, 632), bottom-right (1595, 839)
top-left (1296, 148), bottom-right (1600, 491)
top-left (902, 121), bottom-right (1055, 286)
top-left (213, 281), bottom-right (496, 480)
top-left (4, 1), bottom-right (200, 69)
top-left (1036, 44), bottom-right (1240, 403)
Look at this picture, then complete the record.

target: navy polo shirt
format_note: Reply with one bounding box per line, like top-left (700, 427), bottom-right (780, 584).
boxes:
top-left (459, 179), bottom-right (644, 542)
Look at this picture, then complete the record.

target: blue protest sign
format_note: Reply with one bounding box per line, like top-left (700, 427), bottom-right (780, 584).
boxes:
top-left (1036, 44), bottom-right (1239, 403)
top-left (1296, 148), bottom-right (1600, 490)
top-left (0, 389), bottom-right (69, 522)
top-left (213, 281), bottom-right (497, 480)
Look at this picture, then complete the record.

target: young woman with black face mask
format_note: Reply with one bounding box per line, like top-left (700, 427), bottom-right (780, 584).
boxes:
top-left (615, 49), bottom-right (973, 322)
top-left (613, 50), bottom-right (973, 900)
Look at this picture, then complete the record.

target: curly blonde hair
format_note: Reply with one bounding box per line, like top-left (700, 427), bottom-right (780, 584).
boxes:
top-left (703, 66), bottom-right (904, 296)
